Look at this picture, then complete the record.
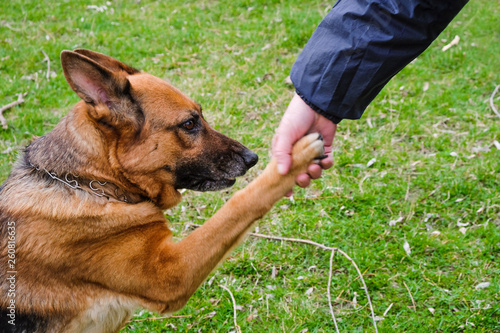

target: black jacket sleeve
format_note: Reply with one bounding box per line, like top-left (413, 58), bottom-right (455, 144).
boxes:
top-left (290, 0), bottom-right (469, 123)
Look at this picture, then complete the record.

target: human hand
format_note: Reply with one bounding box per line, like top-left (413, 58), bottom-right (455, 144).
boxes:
top-left (272, 93), bottom-right (337, 191)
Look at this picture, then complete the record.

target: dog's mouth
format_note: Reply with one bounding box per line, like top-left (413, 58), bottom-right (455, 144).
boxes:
top-left (177, 177), bottom-right (237, 192)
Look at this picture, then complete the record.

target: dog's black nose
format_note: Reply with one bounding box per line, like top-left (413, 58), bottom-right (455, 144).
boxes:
top-left (242, 150), bottom-right (258, 168)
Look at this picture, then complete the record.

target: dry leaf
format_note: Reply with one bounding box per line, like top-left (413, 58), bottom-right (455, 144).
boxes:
top-left (87, 4), bottom-right (109, 12)
top-left (204, 311), bottom-right (217, 319)
top-left (403, 240), bottom-right (411, 256)
top-left (166, 323), bottom-right (177, 331)
top-left (459, 227), bottom-right (467, 235)
top-left (305, 287), bottom-right (314, 295)
top-left (493, 140), bottom-right (500, 150)
top-left (367, 158), bottom-right (377, 167)
top-left (261, 43), bottom-right (272, 51)
top-left (271, 265), bottom-right (277, 279)
top-left (471, 145), bottom-right (490, 153)
top-left (475, 282), bottom-right (491, 290)
top-left (366, 117), bottom-right (374, 128)
top-left (246, 314), bottom-right (258, 321)
top-left (1, 147), bottom-right (14, 154)
top-left (389, 216), bottom-right (404, 226)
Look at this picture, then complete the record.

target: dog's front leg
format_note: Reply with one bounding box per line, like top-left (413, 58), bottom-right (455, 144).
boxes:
top-left (81, 134), bottom-right (323, 314)
top-left (170, 133), bottom-right (325, 304)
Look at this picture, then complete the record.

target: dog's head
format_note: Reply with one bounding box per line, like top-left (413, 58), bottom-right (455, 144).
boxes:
top-left (60, 49), bottom-right (258, 208)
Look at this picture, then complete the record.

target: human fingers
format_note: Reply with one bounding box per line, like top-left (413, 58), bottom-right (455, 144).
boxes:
top-left (318, 152), bottom-right (334, 170)
top-left (294, 164), bottom-right (322, 189)
top-left (307, 163), bottom-right (323, 179)
top-left (272, 95), bottom-right (316, 175)
top-left (296, 173), bottom-right (311, 188)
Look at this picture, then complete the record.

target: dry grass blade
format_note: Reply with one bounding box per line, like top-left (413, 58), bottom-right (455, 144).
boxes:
top-left (403, 281), bottom-right (416, 312)
top-left (41, 50), bottom-right (51, 81)
top-left (489, 84), bottom-right (500, 118)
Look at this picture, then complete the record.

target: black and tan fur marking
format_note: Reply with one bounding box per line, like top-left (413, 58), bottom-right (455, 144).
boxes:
top-left (0, 50), bottom-right (324, 333)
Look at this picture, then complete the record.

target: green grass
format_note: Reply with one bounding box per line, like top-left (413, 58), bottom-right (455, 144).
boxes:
top-left (1, 0), bottom-right (499, 331)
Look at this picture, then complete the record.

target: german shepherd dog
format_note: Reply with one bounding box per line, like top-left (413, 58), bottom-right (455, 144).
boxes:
top-left (0, 50), bottom-right (324, 332)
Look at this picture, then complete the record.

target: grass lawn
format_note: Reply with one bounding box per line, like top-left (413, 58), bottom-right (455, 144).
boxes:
top-left (1, 0), bottom-right (499, 331)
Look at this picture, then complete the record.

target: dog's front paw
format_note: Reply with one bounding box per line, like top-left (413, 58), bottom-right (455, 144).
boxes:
top-left (253, 133), bottom-right (325, 199)
top-left (289, 133), bottom-right (325, 175)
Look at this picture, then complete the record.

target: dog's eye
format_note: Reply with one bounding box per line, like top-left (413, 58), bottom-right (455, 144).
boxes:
top-left (183, 120), bottom-right (195, 131)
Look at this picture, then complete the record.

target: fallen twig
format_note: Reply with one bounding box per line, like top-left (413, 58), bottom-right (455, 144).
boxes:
top-left (0, 93), bottom-right (25, 129)
top-left (249, 231), bottom-right (378, 332)
top-left (187, 223), bottom-right (379, 332)
top-left (489, 84), bottom-right (500, 119)
top-left (327, 250), bottom-right (341, 333)
top-left (249, 232), bottom-right (333, 251)
top-left (219, 284), bottom-right (242, 333)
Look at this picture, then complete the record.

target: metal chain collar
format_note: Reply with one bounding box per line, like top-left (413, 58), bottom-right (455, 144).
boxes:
top-left (29, 161), bottom-right (139, 203)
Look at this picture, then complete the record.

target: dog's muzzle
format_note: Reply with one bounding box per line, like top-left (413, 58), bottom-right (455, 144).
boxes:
top-left (174, 148), bottom-right (258, 192)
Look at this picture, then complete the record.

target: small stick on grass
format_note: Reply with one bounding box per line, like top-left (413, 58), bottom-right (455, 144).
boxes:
top-left (250, 231), bottom-right (378, 332)
top-left (187, 223), bottom-right (379, 332)
top-left (0, 93), bottom-right (25, 129)
top-left (490, 84), bottom-right (500, 119)
top-left (219, 285), bottom-right (242, 333)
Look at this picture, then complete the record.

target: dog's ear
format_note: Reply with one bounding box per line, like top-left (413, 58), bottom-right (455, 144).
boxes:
top-left (72, 49), bottom-right (140, 75)
top-left (61, 50), bottom-right (131, 107)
